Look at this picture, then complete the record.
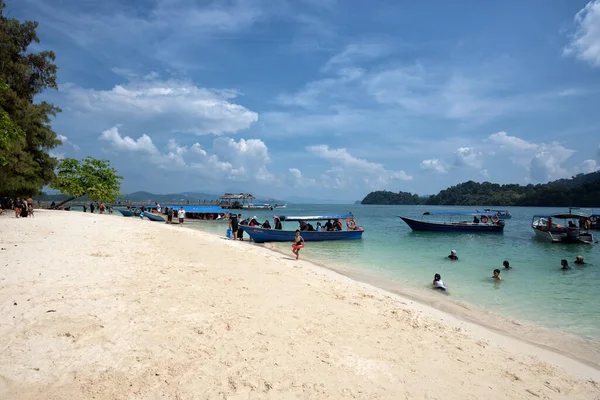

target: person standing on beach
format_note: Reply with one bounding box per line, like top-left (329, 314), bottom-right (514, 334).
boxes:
top-left (178, 207), bottom-right (185, 225)
top-left (90, 202), bottom-right (95, 213)
top-left (292, 230), bottom-right (304, 260)
top-left (166, 207), bottom-right (173, 224)
top-left (14, 197), bottom-right (23, 218)
top-left (230, 213), bottom-right (239, 240)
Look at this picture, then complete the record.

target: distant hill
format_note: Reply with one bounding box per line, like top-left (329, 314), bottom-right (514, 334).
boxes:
top-left (361, 171), bottom-right (600, 207)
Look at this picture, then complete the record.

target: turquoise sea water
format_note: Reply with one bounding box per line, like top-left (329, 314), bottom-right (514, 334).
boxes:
top-left (183, 204), bottom-right (600, 349)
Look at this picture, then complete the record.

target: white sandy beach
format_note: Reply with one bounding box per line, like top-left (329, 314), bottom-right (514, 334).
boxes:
top-left (1, 210), bottom-right (599, 400)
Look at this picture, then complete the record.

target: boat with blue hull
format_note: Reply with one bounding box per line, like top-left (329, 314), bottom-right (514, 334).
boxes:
top-left (240, 213), bottom-right (364, 243)
top-left (399, 211), bottom-right (505, 233)
top-left (143, 211), bottom-right (166, 222)
top-left (117, 209), bottom-right (135, 217)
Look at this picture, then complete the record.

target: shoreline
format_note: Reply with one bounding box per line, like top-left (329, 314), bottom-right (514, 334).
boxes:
top-left (1, 211), bottom-right (599, 399)
top-left (206, 228), bottom-right (600, 375)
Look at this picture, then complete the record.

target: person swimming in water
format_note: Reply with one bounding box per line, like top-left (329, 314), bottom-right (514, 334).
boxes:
top-left (574, 256), bottom-right (585, 265)
top-left (503, 260), bottom-right (513, 270)
top-left (561, 259), bottom-right (571, 270)
top-left (432, 273), bottom-right (447, 291)
top-left (492, 269), bottom-right (502, 281)
top-left (448, 250), bottom-right (458, 260)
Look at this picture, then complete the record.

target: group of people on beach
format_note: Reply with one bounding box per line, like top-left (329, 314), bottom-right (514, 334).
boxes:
top-left (0, 196), bottom-right (34, 218)
top-left (433, 250), bottom-right (588, 294)
top-left (81, 202), bottom-right (112, 214)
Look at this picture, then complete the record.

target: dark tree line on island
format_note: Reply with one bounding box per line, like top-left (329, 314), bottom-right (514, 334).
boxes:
top-left (361, 171), bottom-right (600, 207)
top-left (0, 1), bottom-right (122, 203)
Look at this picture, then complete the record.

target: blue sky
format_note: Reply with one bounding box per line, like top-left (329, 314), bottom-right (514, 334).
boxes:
top-left (10, 0), bottom-right (600, 200)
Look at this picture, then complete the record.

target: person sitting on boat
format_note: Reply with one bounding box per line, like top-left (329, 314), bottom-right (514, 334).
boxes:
top-left (503, 260), bottom-right (513, 270)
top-left (568, 221), bottom-right (576, 228)
top-left (473, 215), bottom-right (480, 224)
top-left (448, 250), bottom-right (458, 260)
top-left (306, 222), bottom-right (315, 231)
top-left (292, 230), bottom-right (304, 260)
top-left (561, 259), bottom-right (571, 270)
top-left (262, 220), bottom-right (271, 229)
top-left (546, 217), bottom-right (553, 231)
top-left (432, 273), bottom-right (447, 292)
top-left (249, 216), bottom-right (260, 227)
top-left (574, 256), bottom-right (585, 265)
top-left (299, 221), bottom-right (310, 231)
top-left (492, 269), bottom-right (502, 281)
top-left (333, 219), bottom-right (343, 231)
top-left (316, 222), bottom-right (322, 232)
top-left (274, 216), bottom-right (283, 230)
top-left (324, 219), bottom-right (333, 231)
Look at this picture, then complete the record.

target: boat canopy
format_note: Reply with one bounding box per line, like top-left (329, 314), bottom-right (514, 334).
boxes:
top-left (484, 209), bottom-right (509, 212)
top-left (532, 211), bottom-right (590, 219)
top-left (423, 211), bottom-right (497, 216)
top-left (164, 205), bottom-right (228, 213)
top-left (279, 213), bottom-right (353, 222)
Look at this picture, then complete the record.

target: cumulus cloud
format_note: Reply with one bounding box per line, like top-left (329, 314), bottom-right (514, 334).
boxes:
top-left (454, 147), bottom-right (483, 169)
top-left (578, 159), bottom-right (599, 173)
top-left (420, 159), bottom-right (447, 173)
top-left (306, 144), bottom-right (412, 189)
top-left (487, 131), bottom-right (576, 181)
top-left (287, 168), bottom-right (316, 187)
top-left (62, 77), bottom-right (258, 136)
top-left (564, 1), bottom-right (600, 67)
top-left (98, 126), bottom-right (272, 183)
top-left (55, 134), bottom-right (80, 151)
top-left (100, 127), bottom-right (160, 155)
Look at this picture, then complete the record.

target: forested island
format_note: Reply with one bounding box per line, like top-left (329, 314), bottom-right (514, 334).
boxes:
top-left (361, 171), bottom-right (600, 207)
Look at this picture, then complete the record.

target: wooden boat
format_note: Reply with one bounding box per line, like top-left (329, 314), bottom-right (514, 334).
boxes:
top-left (399, 211), bottom-right (505, 233)
top-left (484, 209), bottom-right (512, 219)
top-left (240, 213), bottom-right (364, 243)
top-left (531, 211), bottom-right (594, 244)
top-left (143, 211), bottom-right (166, 222)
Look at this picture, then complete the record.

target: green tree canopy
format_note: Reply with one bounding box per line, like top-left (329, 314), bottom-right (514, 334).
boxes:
top-left (0, 0), bottom-right (61, 196)
top-left (51, 157), bottom-right (124, 203)
top-left (361, 171), bottom-right (600, 207)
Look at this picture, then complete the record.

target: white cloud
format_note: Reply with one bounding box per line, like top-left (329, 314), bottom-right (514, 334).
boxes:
top-left (487, 132), bottom-right (576, 181)
top-left (287, 168), bottom-right (316, 187)
top-left (55, 134), bottom-right (80, 151)
top-left (420, 159), bottom-right (447, 173)
top-left (49, 151), bottom-right (65, 160)
top-left (307, 144), bottom-right (412, 189)
top-left (488, 131), bottom-right (538, 151)
top-left (97, 126), bottom-right (273, 183)
top-left (578, 159), bottom-right (599, 173)
top-left (100, 127), bottom-right (160, 156)
top-left (564, 0), bottom-right (600, 67)
top-left (454, 147), bottom-right (483, 169)
top-left (530, 152), bottom-right (570, 182)
top-left (62, 77), bottom-right (258, 136)
top-left (322, 43), bottom-right (390, 71)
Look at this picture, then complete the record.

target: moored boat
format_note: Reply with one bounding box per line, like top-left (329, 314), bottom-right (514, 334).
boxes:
top-left (531, 211), bottom-right (594, 244)
top-left (143, 211), bottom-right (166, 222)
top-left (484, 209), bottom-right (512, 219)
top-left (240, 213), bottom-right (364, 243)
top-left (117, 209), bottom-right (136, 217)
top-left (163, 205), bottom-right (229, 221)
top-left (399, 211), bottom-right (505, 233)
